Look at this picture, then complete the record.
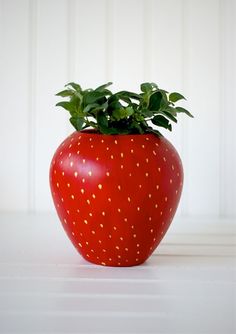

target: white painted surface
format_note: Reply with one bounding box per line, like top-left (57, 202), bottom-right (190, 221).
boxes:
top-left (0, 0), bottom-right (236, 223)
top-left (0, 213), bottom-right (235, 333)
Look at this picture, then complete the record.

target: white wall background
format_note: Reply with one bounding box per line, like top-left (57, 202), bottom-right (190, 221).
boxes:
top-left (0, 0), bottom-right (236, 223)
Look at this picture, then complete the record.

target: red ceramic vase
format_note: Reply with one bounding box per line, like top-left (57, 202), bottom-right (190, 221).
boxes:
top-left (50, 131), bottom-right (183, 267)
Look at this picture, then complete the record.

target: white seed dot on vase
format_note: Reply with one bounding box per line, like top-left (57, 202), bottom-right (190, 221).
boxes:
top-left (100, 224), bottom-right (104, 228)
top-left (70, 161), bottom-right (73, 167)
top-left (113, 226), bottom-right (117, 230)
top-left (149, 217), bottom-right (152, 221)
top-left (116, 246), bottom-right (119, 250)
top-left (139, 184), bottom-right (142, 188)
top-left (71, 194), bottom-right (75, 200)
top-left (111, 155), bottom-right (114, 159)
top-left (77, 150), bottom-right (80, 155)
top-left (89, 212), bottom-right (93, 217)
top-left (91, 249), bottom-right (94, 253)
top-left (56, 182), bottom-right (59, 188)
top-left (81, 189), bottom-right (85, 194)
top-left (63, 218), bottom-right (67, 224)
top-left (120, 237), bottom-right (123, 241)
top-left (54, 170), bottom-right (57, 174)
top-left (109, 258), bottom-right (112, 261)
top-left (72, 232), bottom-right (75, 236)
top-left (102, 211), bottom-right (105, 216)
top-left (61, 198), bottom-right (64, 202)
top-left (106, 172), bottom-right (110, 176)
top-left (91, 145), bottom-right (94, 148)
top-left (69, 153), bottom-right (72, 158)
top-left (118, 255), bottom-right (121, 259)
top-left (131, 149), bottom-right (134, 153)
top-left (77, 209), bottom-right (80, 213)
top-left (114, 140), bottom-right (118, 144)
top-left (118, 262), bottom-right (121, 265)
top-left (120, 153), bottom-right (124, 158)
top-left (131, 138), bottom-right (134, 142)
top-left (92, 194), bottom-right (96, 198)
top-left (101, 262), bottom-right (106, 266)
top-left (62, 171), bottom-right (64, 176)
top-left (82, 159), bottom-right (86, 164)
top-left (176, 190), bottom-right (178, 195)
top-left (137, 207), bottom-right (140, 211)
top-left (78, 243), bottom-right (82, 247)
top-left (145, 137), bottom-right (149, 141)
top-left (156, 185), bottom-right (159, 190)
top-left (135, 258), bottom-right (139, 261)
top-left (109, 235), bottom-right (112, 239)
top-left (117, 208), bottom-right (121, 213)
top-left (150, 229), bottom-right (154, 233)
top-left (155, 142), bottom-right (159, 147)
top-left (148, 194), bottom-right (152, 198)
top-left (89, 138), bottom-right (92, 142)
top-left (160, 211), bottom-right (163, 216)
top-left (74, 171), bottom-right (78, 177)
top-left (125, 248), bottom-right (128, 251)
top-left (86, 241), bottom-right (89, 245)
top-left (84, 220), bottom-right (88, 224)
top-left (72, 221), bottom-right (75, 225)
top-left (106, 147), bottom-right (109, 151)
top-left (96, 157), bottom-right (99, 161)
top-left (98, 240), bottom-right (102, 244)
top-left (129, 173), bottom-right (132, 177)
top-left (98, 184), bottom-right (102, 190)
top-left (87, 199), bottom-right (90, 205)
top-left (137, 251), bottom-right (140, 254)
top-left (172, 165), bottom-right (175, 170)
top-left (170, 179), bottom-right (173, 184)
top-left (165, 197), bottom-right (168, 202)
top-left (124, 218), bottom-right (128, 222)
top-left (121, 165), bottom-right (124, 169)
top-left (146, 158), bottom-right (149, 163)
top-left (169, 208), bottom-right (172, 212)
top-left (163, 157), bottom-right (167, 162)
top-left (155, 204), bottom-right (158, 208)
top-left (67, 183), bottom-right (70, 188)
top-left (142, 145), bottom-right (145, 148)
top-left (101, 139), bottom-right (104, 143)
top-left (153, 150), bottom-right (156, 156)
top-left (137, 244), bottom-right (140, 247)
top-left (102, 249), bottom-right (106, 253)
top-left (131, 225), bottom-right (134, 229)
top-left (133, 234), bottom-right (137, 238)
top-left (128, 197), bottom-right (131, 202)
top-left (145, 173), bottom-right (149, 177)
top-left (118, 185), bottom-right (121, 190)
top-left (108, 197), bottom-right (111, 202)
top-left (92, 230), bottom-right (95, 234)
top-left (88, 171), bottom-right (92, 176)
top-left (158, 167), bottom-right (161, 172)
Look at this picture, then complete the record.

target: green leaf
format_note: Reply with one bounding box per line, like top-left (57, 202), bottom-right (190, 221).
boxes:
top-left (55, 101), bottom-right (76, 115)
top-left (175, 107), bottom-right (194, 118)
top-left (69, 116), bottom-right (84, 131)
top-left (141, 108), bottom-right (154, 117)
top-left (116, 91), bottom-right (141, 101)
top-left (83, 91), bottom-right (108, 105)
top-left (95, 82), bottom-right (113, 92)
top-left (112, 106), bottom-right (134, 121)
top-left (152, 115), bottom-right (172, 131)
top-left (169, 92), bottom-right (186, 103)
top-left (141, 83), bottom-right (153, 93)
top-left (158, 110), bottom-right (177, 123)
top-left (55, 89), bottom-right (74, 97)
top-left (65, 82), bottom-right (82, 92)
top-left (149, 91), bottom-right (162, 111)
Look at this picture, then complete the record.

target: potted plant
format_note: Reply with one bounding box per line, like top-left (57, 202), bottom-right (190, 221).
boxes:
top-left (50, 82), bottom-right (193, 267)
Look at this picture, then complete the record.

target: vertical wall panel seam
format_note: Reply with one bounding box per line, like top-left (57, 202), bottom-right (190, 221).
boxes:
top-left (219, 0), bottom-right (224, 217)
top-left (105, 0), bottom-right (113, 81)
top-left (181, 0), bottom-right (189, 216)
top-left (28, 0), bottom-right (37, 212)
top-left (66, 0), bottom-right (76, 134)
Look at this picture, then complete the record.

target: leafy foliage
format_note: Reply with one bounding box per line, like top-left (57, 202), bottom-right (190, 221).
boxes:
top-left (55, 82), bottom-right (193, 135)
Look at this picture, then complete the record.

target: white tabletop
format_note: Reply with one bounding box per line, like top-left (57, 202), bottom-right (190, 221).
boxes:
top-left (0, 213), bottom-right (235, 334)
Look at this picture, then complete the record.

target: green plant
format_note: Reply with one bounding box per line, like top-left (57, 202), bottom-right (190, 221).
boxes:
top-left (55, 82), bottom-right (193, 135)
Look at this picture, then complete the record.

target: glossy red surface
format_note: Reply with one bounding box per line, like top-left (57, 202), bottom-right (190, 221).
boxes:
top-left (50, 131), bottom-right (183, 267)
